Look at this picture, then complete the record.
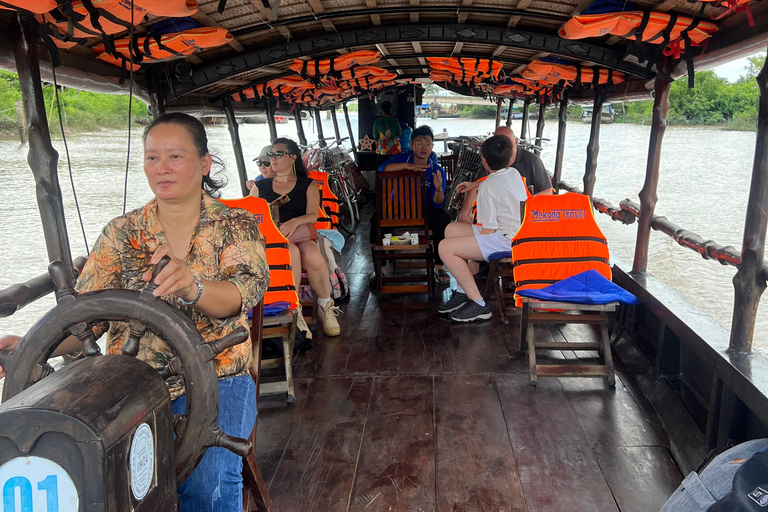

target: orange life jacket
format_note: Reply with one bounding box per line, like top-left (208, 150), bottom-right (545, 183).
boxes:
top-left (218, 197), bottom-right (299, 310)
top-left (41, 0), bottom-right (149, 39)
top-left (93, 27), bottom-right (231, 67)
top-left (558, 11), bottom-right (718, 49)
top-left (510, 192), bottom-right (611, 306)
top-left (289, 51), bottom-right (382, 77)
top-left (521, 60), bottom-right (625, 86)
top-left (427, 57), bottom-right (503, 81)
top-left (307, 171), bottom-right (340, 231)
top-left (1, 0), bottom-right (58, 14)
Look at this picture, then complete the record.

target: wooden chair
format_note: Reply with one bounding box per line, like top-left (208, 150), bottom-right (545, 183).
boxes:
top-left (242, 300), bottom-right (275, 512)
top-left (259, 309), bottom-right (298, 403)
top-left (372, 171), bottom-right (434, 296)
top-left (511, 192), bottom-right (616, 387)
top-left (484, 255), bottom-right (516, 325)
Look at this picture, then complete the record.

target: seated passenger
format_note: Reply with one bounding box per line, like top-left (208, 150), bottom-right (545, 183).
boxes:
top-left (246, 145), bottom-right (275, 192)
top-left (371, 125), bottom-right (452, 284)
top-left (438, 135), bottom-right (529, 322)
top-left (1, 113), bottom-right (269, 512)
top-left (456, 125), bottom-right (552, 225)
top-left (249, 137), bottom-right (341, 337)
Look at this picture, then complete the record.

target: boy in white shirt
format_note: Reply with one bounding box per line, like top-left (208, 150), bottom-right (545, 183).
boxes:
top-left (438, 135), bottom-right (529, 322)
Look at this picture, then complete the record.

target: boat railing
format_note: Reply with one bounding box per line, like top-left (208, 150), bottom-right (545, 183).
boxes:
top-left (0, 257), bottom-right (87, 319)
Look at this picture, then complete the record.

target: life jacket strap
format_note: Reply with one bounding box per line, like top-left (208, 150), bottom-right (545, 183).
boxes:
top-left (512, 256), bottom-right (609, 268)
top-left (511, 235), bottom-right (608, 246)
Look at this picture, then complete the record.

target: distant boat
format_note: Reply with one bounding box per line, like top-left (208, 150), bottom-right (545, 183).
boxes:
top-left (274, 116), bottom-right (288, 124)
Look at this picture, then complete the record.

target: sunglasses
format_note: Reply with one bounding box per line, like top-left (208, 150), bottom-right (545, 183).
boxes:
top-left (257, 160), bottom-right (270, 167)
top-left (267, 151), bottom-right (291, 159)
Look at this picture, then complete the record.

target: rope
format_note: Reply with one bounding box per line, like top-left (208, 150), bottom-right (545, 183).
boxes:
top-left (123, 0), bottom-right (135, 214)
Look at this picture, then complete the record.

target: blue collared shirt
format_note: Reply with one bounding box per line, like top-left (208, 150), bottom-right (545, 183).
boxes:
top-left (378, 150), bottom-right (447, 208)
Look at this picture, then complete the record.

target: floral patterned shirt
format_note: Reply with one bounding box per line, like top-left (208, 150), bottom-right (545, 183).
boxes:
top-left (75, 192), bottom-right (269, 400)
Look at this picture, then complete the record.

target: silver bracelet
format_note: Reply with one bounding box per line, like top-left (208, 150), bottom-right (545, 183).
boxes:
top-left (179, 278), bottom-right (204, 306)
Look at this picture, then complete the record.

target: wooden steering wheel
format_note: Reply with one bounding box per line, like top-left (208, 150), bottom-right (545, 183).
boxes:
top-left (0, 258), bottom-right (252, 484)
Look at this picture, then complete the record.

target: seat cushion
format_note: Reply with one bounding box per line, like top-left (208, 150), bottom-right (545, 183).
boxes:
top-left (515, 269), bottom-right (640, 305)
top-left (488, 250), bottom-right (512, 261)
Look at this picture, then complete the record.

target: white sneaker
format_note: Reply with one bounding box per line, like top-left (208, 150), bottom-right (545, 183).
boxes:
top-left (295, 304), bottom-right (312, 340)
top-left (318, 299), bottom-right (341, 337)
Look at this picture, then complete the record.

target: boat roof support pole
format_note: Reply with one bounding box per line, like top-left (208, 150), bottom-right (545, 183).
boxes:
top-left (583, 86), bottom-right (606, 198)
top-left (535, 93), bottom-right (547, 156)
top-left (294, 105), bottom-right (308, 146)
top-left (552, 90), bottom-right (568, 193)
top-left (730, 50), bottom-right (768, 354)
top-left (520, 99), bottom-right (530, 140)
top-left (314, 108), bottom-right (327, 147)
top-left (265, 98), bottom-right (278, 144)
top-left (633, 59), bottom-right (673, 274)
top-left (331, 105), bottom-right (342, 144)
top-left (11, 14), bottom-right (75, 294)
top-left (343, 102), bottom-right (357, 162)
top-left (505, 98), bottom-right (514, 128)
top-left (147, 66), bottom-right (166, 119)
top-left (224, 97), bottom-right (249, 197)
top-left (494, 98), bottom-right (503, 130)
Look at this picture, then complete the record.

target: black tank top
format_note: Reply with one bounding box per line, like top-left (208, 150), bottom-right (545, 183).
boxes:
top-left (255, 176), bottom-right (313, 223)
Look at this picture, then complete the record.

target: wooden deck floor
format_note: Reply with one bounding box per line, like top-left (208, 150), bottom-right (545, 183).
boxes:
top-left (254, 210), bottom-right (683, 512)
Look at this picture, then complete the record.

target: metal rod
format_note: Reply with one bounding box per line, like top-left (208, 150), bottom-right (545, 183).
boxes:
top-left (343, 102), bottom-right (357, 161)
top-left (147, 66), bottom-right (166, 119)
top-left (534, 93), bottom-right (546, 156)
top-left (11, 14), bottom-right (75, 294)
top-left (224, 98), bottom-right (249, 197)
top-left (495, 98), bottom-right (502, 129)
top-left (314, 108), bottom-right (327, 147)
top-left (552, 91), bottom-right (568, 193)
top-left (583, 86), bottom-right (606, 198)
top-left (331, 105), bottom-right (342, 143)
top-left (520, 99), bottom-right (530, 140)
top-left (505, 98), bottom-right (514, 127)
top-left (294, 105), bottom-right (307, 146)
top-left (730, 49), bottom-right (768, 354)
top-left (633, 60), bottom-right (673, 273)
top-left (264, 98), bottom-right (278, 143)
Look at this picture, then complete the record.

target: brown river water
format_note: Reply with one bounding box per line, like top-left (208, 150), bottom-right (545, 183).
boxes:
top-left (0, 114), bottom-right (765, 358)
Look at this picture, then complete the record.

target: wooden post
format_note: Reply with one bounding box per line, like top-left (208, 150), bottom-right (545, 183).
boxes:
top-left (11, 14), bottom-right (75, 292)
top-left (505, 98), bottom-right (514, 127)
top-left (294, 105), bottom-right (307, 146)
top-left (331, 105), bottom-right (342, 143)
top-left (224, 98), bottom-right (249, 197)
top-left (147, 66), bottom-right (165, 119)
top-left (494, 98), bottom-right (503, 129)
top-left (534, 93), bottom-right (547, 156)
top-left (633, 61), bottom-right (673, 274)
top-left (730, 52), bottom-right (768, 354)
top-left (343, 102), bottom-right (357, 161)
top-left (264, 98), bottom-right (278, 143)
top-left (520, 99), bottom-right (530, 140)
top-left (314, 108), bottom-right (326, 147)
top-left (14, 100), bottom-right (25, 144)
top-left (552, 91), bottom-right (568, 193)
top-left (583, 86), bottom-right (606, 198)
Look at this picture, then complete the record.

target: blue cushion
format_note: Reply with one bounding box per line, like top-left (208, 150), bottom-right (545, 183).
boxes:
top-left (247, 301), bottom-right (292, 318)
top-left (488, 251), bottom-right (512, 261)
top-left (516, 269), bottom-right (640, 305)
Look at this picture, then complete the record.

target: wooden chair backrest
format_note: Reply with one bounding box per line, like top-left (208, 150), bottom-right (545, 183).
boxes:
top-left (376, 171), bottom-right (429, 238)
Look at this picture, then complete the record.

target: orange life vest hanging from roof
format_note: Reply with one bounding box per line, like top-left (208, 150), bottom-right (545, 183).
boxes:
top-left (0, 0), bottom-right (58, 14)
top-left (218, 197), bottom-right (299, 310)
top-left (521, 60), bottom-right (625, 86)
top-left (510, 192), bottom-right (611, 307)
top-left (289, 51), bottom-right (382, 78)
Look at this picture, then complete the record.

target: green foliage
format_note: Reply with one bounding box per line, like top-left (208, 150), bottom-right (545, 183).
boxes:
top-left (457, 104), bottom-right (497, 118)
top-left (0, 70), bottom-right (149, 134)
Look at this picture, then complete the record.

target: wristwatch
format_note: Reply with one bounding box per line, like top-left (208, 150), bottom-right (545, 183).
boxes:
top-left (179, 278), bottom-right (204, 306)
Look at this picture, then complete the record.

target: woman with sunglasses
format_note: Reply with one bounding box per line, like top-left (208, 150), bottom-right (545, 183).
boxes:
top-left (248, 137), bottom-right (341, 337)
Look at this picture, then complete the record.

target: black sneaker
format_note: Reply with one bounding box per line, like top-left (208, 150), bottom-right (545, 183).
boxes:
top-left (438, 290), bottom-right (469, 314)
top-left (449, 300), bottom-right (492, 323)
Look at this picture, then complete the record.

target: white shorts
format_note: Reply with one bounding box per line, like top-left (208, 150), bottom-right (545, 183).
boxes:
top-left (472, 225), bottom-right (512, 262)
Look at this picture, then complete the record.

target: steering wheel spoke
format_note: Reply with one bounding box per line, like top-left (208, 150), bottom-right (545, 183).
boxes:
top-left (69, 321), bottom-right (101, 357)
top-left (123, 319), bottom-right (147, 357)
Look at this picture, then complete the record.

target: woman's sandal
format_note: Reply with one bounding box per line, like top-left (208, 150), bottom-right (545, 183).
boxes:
top-left (434, 267), bottom-right (450, 285)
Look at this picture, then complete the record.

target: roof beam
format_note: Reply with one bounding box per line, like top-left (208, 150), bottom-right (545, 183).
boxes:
top-left (192, 10), bottom-right (244, 52)
top-left (506, 0), bottom-right (533, 28)
top-left (304, 0), bottom-right (335, 31)
top-left (249, 0), bottom-right (291, 39)
top-left (167, 24), bottom-right (654, 99)
top-left (365, 0), bottom-right (381, 25)
top-left (412, 41), bottom-right (428, 73)
top-left (452, 42), bottom-right (463, 55)
top-left (458, 0), bottom-right (472, 23)
top-left (411, 0), bottom-right (420, 23)
top-left (376, 43), bottom-right (400, 68)
top-left (512, 51), bottom-right (549, 74)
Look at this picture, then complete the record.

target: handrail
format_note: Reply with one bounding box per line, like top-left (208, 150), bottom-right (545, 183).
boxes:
top-left (556, 179), bottom-right (636, 225)
top-left (0, 256), bottom-right (87, 318)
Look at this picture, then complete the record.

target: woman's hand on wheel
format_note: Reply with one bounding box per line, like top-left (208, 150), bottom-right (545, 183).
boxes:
top-left (0, 335), bottom-right (22, 379)
top-left (278, 218), bottom-right (300, 239)
top-left (142, 246), bottom-right (198, 301)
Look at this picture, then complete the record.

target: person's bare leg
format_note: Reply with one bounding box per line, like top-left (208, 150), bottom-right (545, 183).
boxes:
top-left (289, 243), bottom-right (302, 289)
top-left (438, 235), bottom-right (485, 301)
top-left (297, 240), bottom-right (331, 299)
top-left (445, 222), bottom-right (480, 275)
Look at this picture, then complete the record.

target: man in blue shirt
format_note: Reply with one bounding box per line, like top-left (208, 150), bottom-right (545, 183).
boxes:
top-left (370, 125), bottom-right (452, 285)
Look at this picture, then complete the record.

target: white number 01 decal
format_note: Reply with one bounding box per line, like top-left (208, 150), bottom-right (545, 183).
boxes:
top-left (0, 457), bottom-right (78, 512)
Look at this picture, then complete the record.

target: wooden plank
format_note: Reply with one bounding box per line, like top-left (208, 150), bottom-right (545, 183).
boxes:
top-left (496, 374), bottom-right (619, 512)
top-left (267, 377), bottom-right (374, 511)
top-left (399, 303), bottom-right (456, 375)
top-left (346, 298), bottom-right (404, 375)
top-left (348, 376), bottom-right (435, 511)
top-left (536, 364), bottom-right (609, 376)
top-left (435, 375), bottom-right (527, 511)
top-left (594, 445), bottom-right (683, 512)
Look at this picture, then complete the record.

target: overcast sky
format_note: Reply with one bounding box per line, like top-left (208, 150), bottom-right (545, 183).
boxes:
top-left (712, 51), bottom-right (766, 82)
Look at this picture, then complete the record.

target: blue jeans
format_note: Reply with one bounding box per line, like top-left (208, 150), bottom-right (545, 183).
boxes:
top-left (171, 375), bottom-right (257, 512)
